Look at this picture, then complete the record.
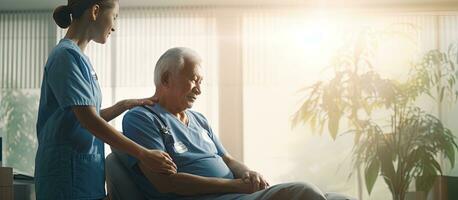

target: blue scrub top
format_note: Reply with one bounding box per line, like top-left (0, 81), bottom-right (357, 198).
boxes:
top-left (35, 39), bottom-right (105, 200)
top-left (122, 104), bottom-right (234, 200)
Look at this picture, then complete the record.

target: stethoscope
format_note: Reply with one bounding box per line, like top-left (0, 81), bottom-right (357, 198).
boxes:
top-left (142, 105), bottom-right (170, 136)
top-left (141, 105), bottom-right (175, 152)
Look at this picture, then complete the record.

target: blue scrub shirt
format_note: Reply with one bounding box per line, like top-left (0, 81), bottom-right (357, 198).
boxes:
top-left (122, 104), bottom-right (234, 200)
top-left (35, 39), bottom-right (105, 200)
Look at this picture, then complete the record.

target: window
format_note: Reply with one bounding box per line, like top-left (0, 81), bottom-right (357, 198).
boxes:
top-left (241, 10), bottom-right (458, 199)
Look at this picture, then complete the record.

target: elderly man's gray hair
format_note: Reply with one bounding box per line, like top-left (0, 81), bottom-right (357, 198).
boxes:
top-left (154, 47), bottom-right (201, 87)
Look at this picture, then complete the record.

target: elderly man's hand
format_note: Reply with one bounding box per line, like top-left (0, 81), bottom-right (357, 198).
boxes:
top-left (233, 179), bottom-right (259, 194)
top-left (242, 170), bottom-right (270, 191)
top-left (123, 96), bottom-right (158, 110)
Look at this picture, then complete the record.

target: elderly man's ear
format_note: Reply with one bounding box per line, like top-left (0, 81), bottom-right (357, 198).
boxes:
top-left (161, 72), bottom-right (170, 87)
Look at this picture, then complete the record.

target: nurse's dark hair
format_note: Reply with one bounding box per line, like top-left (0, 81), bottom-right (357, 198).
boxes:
top-left (53, 0), bottom-right (118, 29)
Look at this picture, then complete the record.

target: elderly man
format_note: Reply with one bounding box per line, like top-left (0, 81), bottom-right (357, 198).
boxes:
top-left (122, 47), bottom-right (348, 200)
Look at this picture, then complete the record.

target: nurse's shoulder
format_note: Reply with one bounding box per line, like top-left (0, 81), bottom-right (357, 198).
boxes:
top-left (45, 39), bottom-right (84, 71)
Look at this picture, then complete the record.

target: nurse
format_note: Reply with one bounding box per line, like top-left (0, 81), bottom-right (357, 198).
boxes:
top-left (34, 0), bottom-right (177, 199)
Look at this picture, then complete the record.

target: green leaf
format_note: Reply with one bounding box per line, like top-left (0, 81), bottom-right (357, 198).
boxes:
top-left (440, 87), bottom-right (445, 103)
top-left (354, 131), bottom-right (362, 144)
top-left (430, 158), bottom-right (442, 175)
top-left (328, 114), bottom-right (340, 140)
top-left (416, 175), bottom-right (435, 192)
top-left (416, 164), bottom-right (438, 192)
top-left (379, 148), bottom-right (395, 184)
top-left (444, 142), bottom-right (455, 168)
top-left (365, 159), bottom-right (380, 194)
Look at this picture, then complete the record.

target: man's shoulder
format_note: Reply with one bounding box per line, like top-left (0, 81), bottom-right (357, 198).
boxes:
top-left (122, 106), bottom-right (159, 128)
top-left (122, 106), bottom-right (163, 139)
top-left (124, 106), bottom-right (150, 120)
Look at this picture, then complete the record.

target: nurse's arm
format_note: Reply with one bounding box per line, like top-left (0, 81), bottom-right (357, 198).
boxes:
top-left (100, 96), bottom-right (157, 122)
top-left (100, 99), bottom-right (131, 122)
top-left (72, 106), bottom-right (177, 174)
top-left (137, 162), bottom-right (254, 195)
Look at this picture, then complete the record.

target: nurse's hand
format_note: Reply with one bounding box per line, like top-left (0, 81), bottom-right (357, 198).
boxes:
top-left (124, 95), bottom-right (159, 110)
top-left (139, 149), bottom-right (177, 174)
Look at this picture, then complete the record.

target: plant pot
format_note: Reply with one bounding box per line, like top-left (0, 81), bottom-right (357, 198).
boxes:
top-left (406, 191), bottom-right (426, 200)
top-left (427, 175), bottom-right (458, 200)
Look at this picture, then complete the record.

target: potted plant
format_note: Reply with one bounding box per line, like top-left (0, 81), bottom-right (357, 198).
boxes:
top-left (292, 27), bottom-right (458, 200)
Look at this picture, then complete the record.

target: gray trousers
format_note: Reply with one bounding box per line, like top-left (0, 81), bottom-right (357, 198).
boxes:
top-left (179, 182), bottom-right (355, 200)
top-left (106, 151), bottom-right (356, 200)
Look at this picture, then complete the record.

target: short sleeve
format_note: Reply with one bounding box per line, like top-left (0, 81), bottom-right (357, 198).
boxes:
top-left (46, 49), bottom-right (95, 108)
top-left (122, 109), bottom-right (166, 167)
top-left (208, 126), bottom-right (228, 156)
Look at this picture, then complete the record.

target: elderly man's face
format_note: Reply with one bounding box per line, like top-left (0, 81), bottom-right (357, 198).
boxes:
top-left (169, 59), bottom-right (203, 109)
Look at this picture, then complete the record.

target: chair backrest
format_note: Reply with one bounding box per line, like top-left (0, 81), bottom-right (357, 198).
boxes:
top-left (105, 149), bottom-right (146, 200)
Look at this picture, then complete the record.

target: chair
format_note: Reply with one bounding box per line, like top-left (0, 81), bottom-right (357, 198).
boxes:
top-left (105, 149), bottom-right (356, 200)
top-left (105, 149), bottom-right (146, 200)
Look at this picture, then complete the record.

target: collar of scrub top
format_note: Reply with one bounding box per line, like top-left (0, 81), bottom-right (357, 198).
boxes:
top-left (141, 105), bottom-right (171, 136)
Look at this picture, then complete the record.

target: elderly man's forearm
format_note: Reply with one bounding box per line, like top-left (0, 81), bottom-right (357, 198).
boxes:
top-left (140, 167), bottom-right (248, 196)
top-left (223, 155), bottom-right (251, 178)
top-left (165, 173), bottom-right (238, 195)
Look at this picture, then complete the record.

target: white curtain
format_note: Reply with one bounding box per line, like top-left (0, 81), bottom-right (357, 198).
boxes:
top-left (0, 11), bottom-right (53, 89)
